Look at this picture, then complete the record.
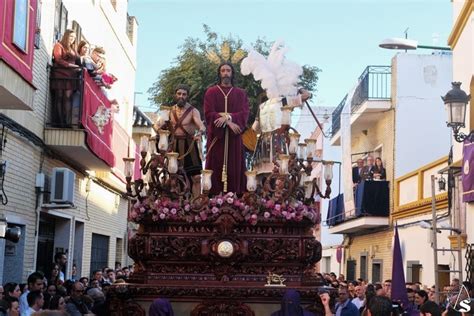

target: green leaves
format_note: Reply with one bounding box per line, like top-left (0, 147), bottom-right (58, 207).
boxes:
top-left (148, 25), bottom-right (321, 126)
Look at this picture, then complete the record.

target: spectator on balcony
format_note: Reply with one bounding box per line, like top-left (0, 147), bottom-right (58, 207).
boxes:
top-left (352, 159), bottom-right (365, 185)
top-left (373, 158), bottom-right (386, 180)
top-left (51, 29), bottom-right (81, 127)
top-left (361, 156), bottom-right (376, 181)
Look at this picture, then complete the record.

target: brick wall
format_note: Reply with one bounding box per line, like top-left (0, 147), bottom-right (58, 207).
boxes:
top-left (345, 229), bottom-right (393, 282)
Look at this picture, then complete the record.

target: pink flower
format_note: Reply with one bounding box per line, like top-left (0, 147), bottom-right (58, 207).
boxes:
top-left (274, 204), bottom-right (281, 211)
top-left (159, 213), bottom-right (166, 219)
top-left (200, 211), bottom-right (208, 220)
top-left (251, 214), bottom-right (257, 220)
top-left (134, 201), bottom-right (141, 208)
top-left (194, 215), bottom-right (201, 222)
top-left (212, 207), bottom-right (219, 214)
top-left (217, 198), bottom-right (223, 205)
top-left (234, 199), bottom-right (241, 207)
top-left (130, 210), bottom-right (137, 219)
top-left (226, 197), bottom-right (234, 204)
top-left (163, 207), bottom-right (169, 214)
top-left (139, 207), bottom-right (146, 214)
top-left (210, 199), bottom-right (216, 206)
top-left (184, 204), bottom-right (191, 211)
top-left (285, 213), bottom-right (292, 220)
top-left (282, 211), bottom-right (288, 217)
top-left (265, 200), bottom-right (275, 209)
top-left (170, 208), bottom-right (177, 215)
top-left (264, 211), bottom-right (270, 218)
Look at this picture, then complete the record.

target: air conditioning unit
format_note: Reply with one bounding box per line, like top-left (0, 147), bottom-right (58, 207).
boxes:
top-left (51, 168), bottom-right (76, 204)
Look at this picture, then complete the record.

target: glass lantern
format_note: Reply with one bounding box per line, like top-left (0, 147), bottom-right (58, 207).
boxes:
top-left (280, 105), bottom-right (292, 126)
top-left (299, 170), bottom-right (307, 187)
top-left (288, 133), bottom-right (300, 154)
top-left (158, 129), bottom-right (170, 151)
top-left (305, 139), bottom-right (317, 159)
top-left (245, 170), bottom-right (257, 192)
top-left (201, 169), bottom-right (213, 192)
top-left (442, 82), bottom-right (470, 128)
top-left (298, 143), bottom-right (307, 160)
top-left (140, 135), bottom-right (149, 154)
top-left (123, 158), bottom-right (135, 178)
top-left (324, 162), bottom-right (334, 181)
top-left (166, 152), bottom-right (179, 174)
top-left (304, 180), bottom-right (313, 199)
top-left (279, 154), bottom-right (290, 174)
top-left (149, 136), bottom-right (157, 155)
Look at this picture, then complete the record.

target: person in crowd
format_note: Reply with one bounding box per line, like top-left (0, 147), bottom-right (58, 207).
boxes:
top-left (20, 272), bottom-right (44, 316)
top-left (86, 288), bottom-right (106, 316)
top-left (334, 287), bottom-right (359, 316)
top-left (18, 286), bottom-right (26, 296)
top-left (271, 289), bottom-right (315, 316)
top-left (420, 301), bottom-right (441, 316)
top-left (78, 277), bottom-right (88, 289)
top-left (366, 295), bottom-right (393, 316)
top-left (428, 286), bottom-right (436, 302)
top-left (122, 267), bottom-right (130, 279)
top-left (375, 284), bottom-right (385, 297)
top-left (25, 291), bottom-right (44, 315)
top-left (48, 295), bottom-right (66, 312)
top-left (348, 281), bottom-right (357, 299)
top-left (105, 269), bottom-right (116, 285)
top-left (149, 298), bottom-right (175, 316)
top-left (415, 290), bottom-right (429, 309)
top-left (352, 285), bottom-right (366, 310)
top-left (382, 280), bottom-right (392, 298)
top-left (54, 253), bottom-right (67, 284)
top-left (45, 285), bottom-right (57, 299)
top-left (352, 159), bottom-right (365, 185)
top-left (338, 275), bottom-right (346, 283)
top-left (373, 157), bottom-right (386, 180)
top-left (115, 262), bottom-right (121, 271)
top-left (70, 264), bottom-right (77, 282)
top-left (50, 29), bottom-right (81, 127)
top-left (65, 281), bottom-right (90, 316)
top-left (6, 297), bottom-right (19, 316)
top-left (91, 270), bottom-right (103, 287)
top-left (47, 264), bottom-right (61, 288)
top-left (361, 156), bottom-right (376, 181)
top-left (3, 284), bottom-right (21, 301)
top-left (77, 40), bottom-right (96, 76)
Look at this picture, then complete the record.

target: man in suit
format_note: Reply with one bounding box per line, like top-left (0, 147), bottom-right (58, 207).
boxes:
top-left (352, 159), bottom-right (365, 184)
top-left (361, 156), bottom-right (376, 181)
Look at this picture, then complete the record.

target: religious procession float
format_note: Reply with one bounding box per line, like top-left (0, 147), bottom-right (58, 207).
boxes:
top-left (108, 42), bottom-right (338, 315)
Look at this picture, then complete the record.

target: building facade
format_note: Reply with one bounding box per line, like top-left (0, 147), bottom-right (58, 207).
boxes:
top-left (448, 0), bottom-right (474, 284)
top-left (328, 53), bottom-right (452, 283)
top-left (0, 0), bottom-right (137, 283)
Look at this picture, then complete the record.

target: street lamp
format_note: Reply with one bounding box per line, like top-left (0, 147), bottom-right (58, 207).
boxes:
top-left (442, 82), bottom-right (471, 142)
top-left (379, 38), bottom-right (451, 51)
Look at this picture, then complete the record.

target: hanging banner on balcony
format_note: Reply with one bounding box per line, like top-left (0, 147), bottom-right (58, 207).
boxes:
top-left (341, 83), bottom-right (358, 216)
top-left (462, 141), bottom-right (474, 202)
top-left (81, 71), bottom-right (115, 168)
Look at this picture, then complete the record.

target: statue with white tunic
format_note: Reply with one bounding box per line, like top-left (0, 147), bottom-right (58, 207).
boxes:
top-left (240, 41), bottom-right (312, 175)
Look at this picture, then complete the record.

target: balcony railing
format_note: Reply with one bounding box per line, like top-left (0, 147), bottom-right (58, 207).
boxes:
top-left (331, 65), bottom-right (391, 136)
top-left (326, 180), bottom-right (390, 228)
top-left (47, 69), bottom-right (117, 169)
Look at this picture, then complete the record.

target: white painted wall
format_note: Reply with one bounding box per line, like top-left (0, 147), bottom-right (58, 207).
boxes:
top-left (397, 213), bottom-right (453, 287)
top-left (321, 245), bottom-right (342, 275)
top-left (394, 53), bottom-right (452, 178)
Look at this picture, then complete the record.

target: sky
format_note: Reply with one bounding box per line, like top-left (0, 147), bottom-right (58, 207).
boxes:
top-left (128, 0), bottom-right (452, 113)
top-left (127, 0), bottom-right (453, 246)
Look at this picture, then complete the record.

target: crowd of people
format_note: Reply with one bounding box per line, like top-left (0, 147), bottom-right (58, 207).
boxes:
top-left (352, 156), bottom-right (387, 185)
top-left (50, 29), bottom-right (118, 127)
top-left (0, 252), bottom-right (132, 316)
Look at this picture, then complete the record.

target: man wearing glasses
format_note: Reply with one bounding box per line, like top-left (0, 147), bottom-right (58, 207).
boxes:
top-left (66, 281), bottom-right (91, 315)
top-left (320, 287), bottom-right (359, 316)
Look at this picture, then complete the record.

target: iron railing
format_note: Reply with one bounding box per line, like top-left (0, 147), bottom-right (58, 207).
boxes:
top-left (331, 65), bottom-right (391, 136)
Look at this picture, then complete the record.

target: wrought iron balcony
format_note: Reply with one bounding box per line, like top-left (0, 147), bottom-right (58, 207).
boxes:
top-left (45, 69), bottom-right (126, 178)
top-left (331, 66), bottom-right (391, 138)
top-left (326, 180), bottom-right (390, 234)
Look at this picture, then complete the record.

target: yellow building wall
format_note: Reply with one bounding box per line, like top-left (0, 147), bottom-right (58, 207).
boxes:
top-left (345, 230), bottom-right (393, 282)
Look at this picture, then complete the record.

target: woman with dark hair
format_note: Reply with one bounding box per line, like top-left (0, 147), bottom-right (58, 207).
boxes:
top-left (373, 157), bottom-right (386, 180)
top-left (271, 289), bottom-right (315, 316)
top-left (3, 283), bottom-right (20, 300)
top-left (415, 290), bottom-right (429, 309)
top-left (149, 298), bottom-right (174, 316)
top-left (48, 264), bottom-right (62, 287)
top-left (50, 29), bottom-right (81, 127)
top-left (49, 295), bottom-right (66, 312)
